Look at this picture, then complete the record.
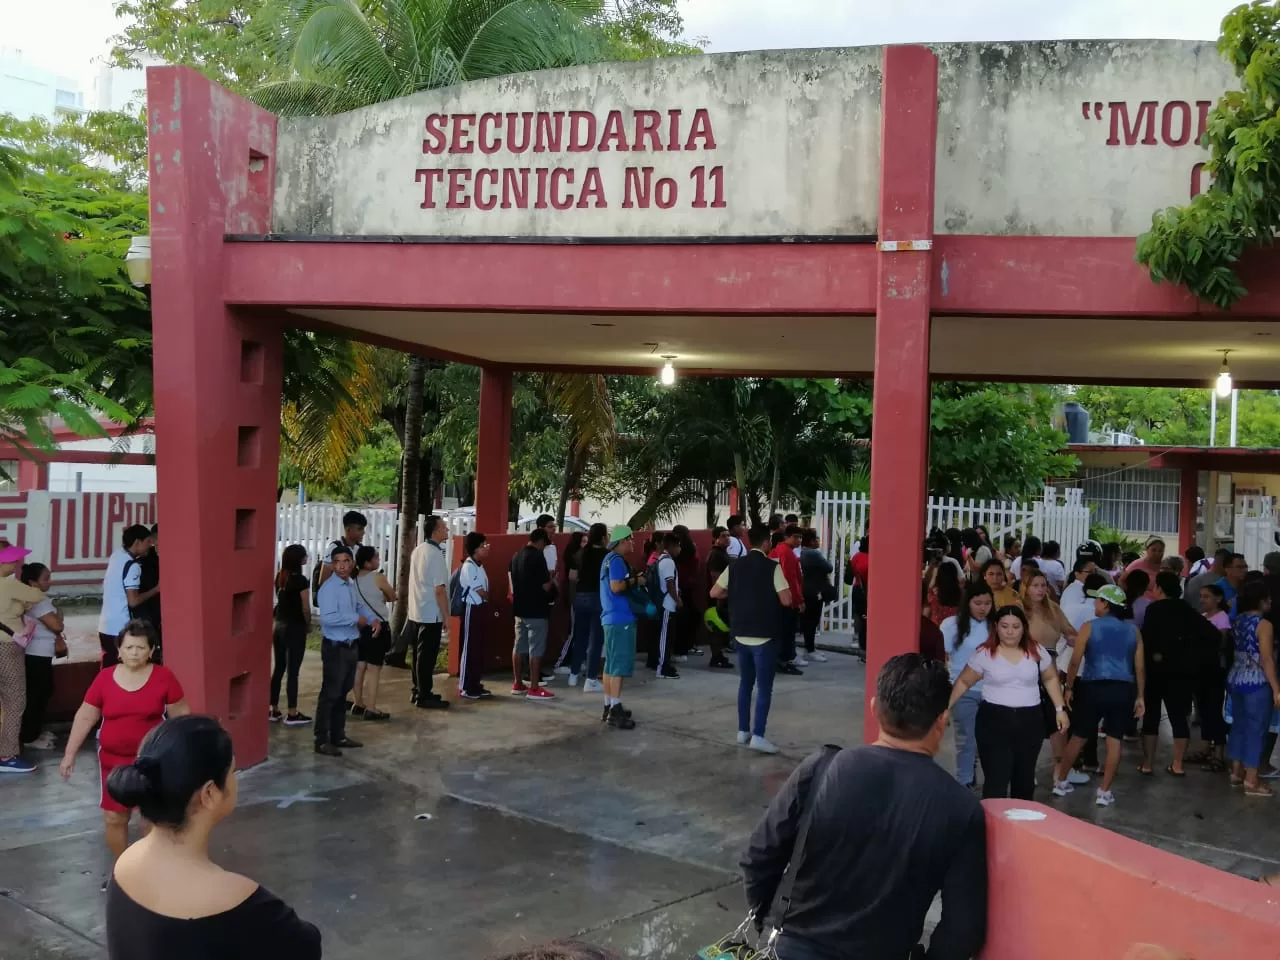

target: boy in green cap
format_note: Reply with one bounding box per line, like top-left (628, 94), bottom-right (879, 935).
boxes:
top-left (599, 526), bottom-right (641, 729)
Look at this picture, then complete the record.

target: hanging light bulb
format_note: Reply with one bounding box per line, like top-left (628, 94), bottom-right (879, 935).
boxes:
top-left (659, 356), bottom-right (677, 386)
top-left (1215, 350), bottom-right (1233, 398)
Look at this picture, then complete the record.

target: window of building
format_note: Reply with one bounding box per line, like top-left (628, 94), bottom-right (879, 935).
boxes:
top-left (0, 461), bottom-right (17, 494)
top-left (55, 89), bottom-right (80, 107)
top-left (1081, 467), bottom-right (1180, 536)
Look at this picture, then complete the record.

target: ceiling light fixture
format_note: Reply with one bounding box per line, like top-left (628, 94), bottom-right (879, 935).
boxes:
top-left (1215, 350), bottom-right (1233, 398)
top-left (659, 355), bottom-right (677, 386)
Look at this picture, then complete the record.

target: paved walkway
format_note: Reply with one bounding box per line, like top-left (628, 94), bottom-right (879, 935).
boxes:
top-left (3, 644), bottom-right (1278, 959)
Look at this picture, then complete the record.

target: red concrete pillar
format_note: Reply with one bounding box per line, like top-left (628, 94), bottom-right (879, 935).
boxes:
top-left (728, 485), bottom-right (740, 518)
top-left (16, 459), bottom-right (48, 492)
top-left (568, 498), bottom-right (581, 518)
top-left (865, 46), bottom-right (939, 740)
top-left (476, 366), bottom-right (513, 535)
top-left (147, 67), bottom-right (281, 767)
top-left (1178, 467), bottom-right (1198, 556)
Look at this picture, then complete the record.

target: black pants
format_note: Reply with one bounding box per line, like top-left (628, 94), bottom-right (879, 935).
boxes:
top-left (1143, 665), bottom-right (1193, 739)
top-left (407, 621), bottom-right (444, 703)
top-left (98, 632), bottom-right (119, 668)
top-left (270, 620), bottom-right (307, 710)
top-left (314, 640), bottom-right (358, 746)
top-left (1196, 663), bottom-right (1229, 745)
top-left (777, 607), bottom-right (798, 663)
top-left (20, 654), bottom-right (53, 745)
top-left (458, 603), bottom-right (489, 695)
top-left (975, 701), bottom-right (1044, 800)
top-left (800, 595), bottom-right (822, 653)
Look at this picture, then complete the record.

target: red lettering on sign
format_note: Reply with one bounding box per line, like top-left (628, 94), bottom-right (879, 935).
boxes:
top-left (1107, 101), bottom-right (1158, 146)
top-left (415, 168), bottom-right (445, 208)
top-left (423, 114), bottom-right (447, 154)
top-left (478, 113), bottom-right (502, 154)
top-left (568, 111), bottom-right (597, 152)
top-left (684, 108), bottom-right (716, 150)
top-left (623, 166), bottom-right (653, 208)
top-left (1196, 100), bottom-right (1212, 144)
top-left (501, 168), bottom-right (529, 209)
top-left (1161, 100), bottom-right (1192, 147)
top-left (633, 110), bottom-right (663, 152)
top-left (506, 112), bottom-right (533, 153)
top-left (654, 176), bottom-right (677, 208)
top-left (577, 167), bottom-right (606, 208)
top-left (450, 113), bottom-right (477, 153)
top-left (690, 165), bottom-right (727, 208)
top-left (535, 167), bottom-right (551, 209)
top-left (534, 112), bottom-right (564, 153)
top-left (447, 168), bottom-right (472, 208)
top-left (598, 110), bottom-right (629, 151)
top-left (1190, 161), bottom-right (1210, 198)
top-left (666, 109), bottom-right (682, 152)
top-left (475, 168), bottom-right (499, 210)
top-left (550, 167), bottom-right (575, 209)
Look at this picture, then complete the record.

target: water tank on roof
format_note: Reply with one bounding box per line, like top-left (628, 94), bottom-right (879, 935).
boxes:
top-left (1063, 402), bottom-right (1090, 444)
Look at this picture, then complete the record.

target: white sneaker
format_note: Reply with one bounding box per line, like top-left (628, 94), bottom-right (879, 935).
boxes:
top-left (582, 678), bottom-right (604, 693)
top-left (688, 648), bottom-right (705, 656)
top-left (749, 735), bottom-right (780, 755)
top-left (1095, 789), bottom-right (1116, 807)
top-left (25, 731), bottom-right (56, 750)
top-left (809, 652), bottom-right (829, 663)
top-left (568, 673), bottom-right (580, 687)
top-left (1067, 769), bottom-right (1091, 785)
top-left (793, 657), bottom-right (809, 667)
top-left (736, 731), bottom-right (751, 745)
top-left (1051, 780), bottom-right (1074, 797)
top-left (554, 666), bottom-right (571, 676)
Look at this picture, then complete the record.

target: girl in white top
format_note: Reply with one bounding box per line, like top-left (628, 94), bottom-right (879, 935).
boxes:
top-left (20, 563), bottom-right (66, 751)
top-left (939, 583), bottom-right (995, 788)
top-left (457, 533), bottom-right (494, 700)
top-left (353, 546), bottom-right (396, 721)
top-left (948, 605), bottom-right (1068, 801)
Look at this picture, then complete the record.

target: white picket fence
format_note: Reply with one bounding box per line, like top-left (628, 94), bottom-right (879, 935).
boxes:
top-left (1235, 496), bottom-right (1277, 572)
top-left (814, 487), bottom-right (1091, 634)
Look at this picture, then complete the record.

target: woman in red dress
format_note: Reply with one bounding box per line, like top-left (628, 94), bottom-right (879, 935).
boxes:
top-left (60, 620), bottom-right (189, 870)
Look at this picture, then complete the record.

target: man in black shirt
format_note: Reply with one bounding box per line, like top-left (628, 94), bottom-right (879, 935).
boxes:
top-left (509, 529), bottom-right (556, 701)
top-left (742, 654), bottom-right (987, 960)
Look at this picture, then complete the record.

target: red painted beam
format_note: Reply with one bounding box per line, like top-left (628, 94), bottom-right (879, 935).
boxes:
top-left (3, 449), bottom-right (154, 466)
top-left (1178, 467), bottom-right (1199, 556)
top-left (475, 366), bottom-right (513, 535)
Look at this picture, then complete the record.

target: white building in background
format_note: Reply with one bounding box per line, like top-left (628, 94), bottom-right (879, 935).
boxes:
top-left (92, 57), bottom-right (147, 112)
top-left (0, 47), bottom-right (84, 119)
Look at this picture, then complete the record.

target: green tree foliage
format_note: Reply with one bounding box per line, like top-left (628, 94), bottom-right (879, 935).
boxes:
top-left (1072, 385), bottom-right (1280, 447)
top-left (1136, 0), bottom-right (1280, 308)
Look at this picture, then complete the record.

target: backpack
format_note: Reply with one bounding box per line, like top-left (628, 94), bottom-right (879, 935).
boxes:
top-left (448, 563), bottom-right (470, 617)
top-left (646, 556), bottom-right (668, 608)
top-left (311, 540), bottom-right (342, 595)
top-left (843, 556), bottom-right (856, 586)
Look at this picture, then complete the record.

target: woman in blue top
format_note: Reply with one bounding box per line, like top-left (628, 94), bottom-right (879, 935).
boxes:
top-left (1225, 581), bottom-right (1280, 797)
top-left (1053, 584), bottom-right (1145, 807)
top-left (940, 581), bottom-right (994, 788)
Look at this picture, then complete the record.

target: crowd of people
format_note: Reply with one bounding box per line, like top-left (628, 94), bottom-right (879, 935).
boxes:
top-left (924, 528), bottom-right (1280, 806)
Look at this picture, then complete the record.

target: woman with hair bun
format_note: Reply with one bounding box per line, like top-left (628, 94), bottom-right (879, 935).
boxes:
top-left (60, 619), bottom-right (189, 873)
top-left (104, 715), bottom-right (321, 959)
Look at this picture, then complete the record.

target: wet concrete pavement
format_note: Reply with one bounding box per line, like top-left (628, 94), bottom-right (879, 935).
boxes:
top-left (2, 639), bottom-right (1278, 959)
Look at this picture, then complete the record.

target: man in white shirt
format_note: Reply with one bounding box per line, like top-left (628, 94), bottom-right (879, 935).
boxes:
top-left (1039, 541), bottom-right (1068, 595)
top-left (97, 524), bottom-right (157, 666)
top-left (725, 514), bottom-right (749, 559)
top-left (403, 515), bottom-right (450, 711)
top-left (651, 533), bottom-right (682, 679)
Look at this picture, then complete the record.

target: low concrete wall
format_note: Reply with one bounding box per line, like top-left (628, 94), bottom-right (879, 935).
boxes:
top-left (982, 799), bottom-right (1280, 959)
top-left (47, 660), bottom-right (99, 722)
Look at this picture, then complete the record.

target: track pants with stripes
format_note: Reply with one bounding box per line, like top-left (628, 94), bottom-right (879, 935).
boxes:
top-left (458, 601), bottom-right (490, 696)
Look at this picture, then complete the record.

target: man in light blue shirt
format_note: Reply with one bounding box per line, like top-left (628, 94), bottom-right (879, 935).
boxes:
top-left (314, 546), bottom-right (380, 757)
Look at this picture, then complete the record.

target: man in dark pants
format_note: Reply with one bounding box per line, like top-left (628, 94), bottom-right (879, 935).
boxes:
top-left (769, 525), bottom-right (806, 675)
top-left (403, 515), bottom-right (451, 710)
top-left (314, 546), bottom-right (379, 757)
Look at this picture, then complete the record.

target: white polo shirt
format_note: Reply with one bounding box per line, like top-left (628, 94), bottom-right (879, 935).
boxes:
top-left (407, 540), bottom-right (448, 624)
top-left (543, 542), bottom-right (558, 577)
top-left (726, 537), bottom-right (747, 559)
top-left (458, 558), bottom-right (488, 605)
top-left (98, 547), bottom-right (141, 636)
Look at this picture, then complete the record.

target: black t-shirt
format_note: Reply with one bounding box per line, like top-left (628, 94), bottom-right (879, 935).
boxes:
top-left (106, 881), bottom-right (321, 960)
top-left (510, 546), bottom-right (551, 619)
top-left (134, 549), bottom-right (161, 624)
top-left (742, 745), bottom-right (986, 960)
top-left (274, 573), bottom-right (310, 625)
top-left (579, 544), bottom-right (608, 585)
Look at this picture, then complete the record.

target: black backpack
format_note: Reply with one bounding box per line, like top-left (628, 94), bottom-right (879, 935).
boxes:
top-left (448, 564), bottom-right (470, 617)
top-left (646, 556), bottom-right (668, 609)
top-left (311, 540), bottom-right (342, 595)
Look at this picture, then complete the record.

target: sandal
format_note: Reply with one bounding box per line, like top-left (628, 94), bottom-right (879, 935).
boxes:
top-left (1244, 783), bottom-right (1274, 797)
top-left (1165, 765), bottom-right (1186, 777)
top-left (1230, 776), bottom-right (1245, 787)
top-left (1185, 749), bottom-right (1212, 765)
top-left (1205, 757), bottom-right (1228, 773)
top-left (1137, 765), bottom-right (1154, 776)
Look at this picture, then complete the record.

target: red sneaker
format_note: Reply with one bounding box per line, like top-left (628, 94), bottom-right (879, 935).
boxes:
top-left (525, 686), bottom-right (557, 701)
top-left (510, 682), bottom-right (528, 696)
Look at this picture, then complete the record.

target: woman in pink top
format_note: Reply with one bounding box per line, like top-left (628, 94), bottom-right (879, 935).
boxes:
top-left (947, 605), bottom-right (1068, 800)
top-left (1121, 538), bottom-right (1165, 600)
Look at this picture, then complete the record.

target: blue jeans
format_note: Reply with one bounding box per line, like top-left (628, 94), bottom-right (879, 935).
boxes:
top-left (952, 688), bottom-right (982, 786)
top-left (1227, 685), bottom-right (1273, 767)
top-left (571, 591), bottom-right (604, 679)
top-left (737, 641), bottom-right (778, 737)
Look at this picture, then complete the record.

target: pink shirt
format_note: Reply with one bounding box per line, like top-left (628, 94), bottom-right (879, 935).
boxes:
top-left (1123, 558), bottom-right (1162, 599)
top-left (966, 646), bottom-right (1053, 708)
top-left (1206, 610), bottom-right (1231, 631)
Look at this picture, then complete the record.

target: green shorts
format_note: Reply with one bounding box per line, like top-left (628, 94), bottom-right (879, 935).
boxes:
top-left (603, 623), bottom-right (637, 678)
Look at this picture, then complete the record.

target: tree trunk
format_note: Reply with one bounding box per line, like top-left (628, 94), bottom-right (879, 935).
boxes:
top-left (556, 446), bottom-right (575, 528)
top-left (705, 478), bottom-right (717, 528)
top-left (768, 447), bottom-right (781, 516)
top-left (747, 490), bottom-right (764, 527)
top-left (391, 355), bottom-right (426, 640)
top-left (626, 470), bottom-right (689, 530)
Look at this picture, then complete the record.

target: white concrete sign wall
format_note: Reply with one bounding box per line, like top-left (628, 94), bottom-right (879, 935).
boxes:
top-left (272, 40), bottom-right (1234, 240)
top-left (273, 50), bottom-right (883, 239)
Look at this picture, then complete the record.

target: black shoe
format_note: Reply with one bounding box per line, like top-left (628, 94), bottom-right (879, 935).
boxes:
top-left (269, 708), bottom-right (283, 723)
top-left (348, 702), bottom-right (365, 717)
top-left (658, 666), bottom-right (681, 679)
top-left (601, 703), bottom-right (611, 722)
top-left (362, 709), bottom-right (390, 721)
top-left (335, 737), bottom-right (363, 749)
top-left (606, 703), bottom-right (636, 730)
top-left (709, 657), bottom-right (734, 669)
top-left (283, 711), bottom-right (312, 727)
top-left (315, 743), bottom-right (343, 757)
top-left (777, 663), bottom-right (804, 676)
top-left (384, 656), bottom-right (409, 670)
top-left (476, 687), bottom-right (495, 699)
top-left (415, 698), bottom-right (450, 710)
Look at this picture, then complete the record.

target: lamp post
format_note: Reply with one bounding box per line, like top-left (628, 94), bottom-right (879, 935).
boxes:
top-left (125, 235), bottom-right (151, 288)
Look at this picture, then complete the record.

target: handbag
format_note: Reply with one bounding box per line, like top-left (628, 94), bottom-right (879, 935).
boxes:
top-left (694, 745), bottom-right (842, 960)
top-left (819, 581), bottom-right (838, 604)
top-left (0, 617), bottom-right (35, 650)
top-left (1038, 680), bottom-right (1058, 737)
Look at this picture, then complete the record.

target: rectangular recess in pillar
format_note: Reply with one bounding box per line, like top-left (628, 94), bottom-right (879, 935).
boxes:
top-left (239, 339), bottom-right (264, 385)
top-left (236, 425), bottom-right (261, 468)
top-left (227, 672), bottom-right (250, 721)
top-left (230, 590), bottom-right (254, 638)
top-left (234, 508), bottom-right (257, 550)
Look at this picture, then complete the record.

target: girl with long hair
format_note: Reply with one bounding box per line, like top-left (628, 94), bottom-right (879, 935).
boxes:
top-left (1021, 570), bottom-right (1078, 772)
top-left (270, 545), bottom-right (311, 726)
top-left (19, 562), bottom-right (66, 751)
top-left (1186, 583), bottom-right (1232, 772)
top-left (569, 523), bottom-right (610, 690)
top-left (351, 545), bottom-right (396, 721)
top-left (940, 582), bottom-right (995, 788)
top-left (1225, 581), bottom-right (1280, 796)
top-left (927, 558), bottom-right (963, 626)
top-left (949, 605), bottom-right (1067, 799)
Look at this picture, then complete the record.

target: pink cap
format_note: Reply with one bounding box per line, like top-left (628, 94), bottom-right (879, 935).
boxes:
top-left (0, 545), bottom-right (31, 564)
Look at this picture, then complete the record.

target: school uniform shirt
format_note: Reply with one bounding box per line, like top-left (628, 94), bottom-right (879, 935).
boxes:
top-left (1059, 585), bottom-right (1098, 672)
top-left (657, 553), bottom-right (679, 613)
top-left (0, 576), bottom-right (44, 639)
top-left (315, 575), bottom-right (377, 643)
top-left (940, 616), bottom-right (990, 688)
top-left (543, 543), bottom-right (558, 578)
top-left (1039, 558), bottom-right (1067, 592)
top-left (407, 540), bottom-right (448, 624)
top-left (714, 557), bottom-right (789, 646)
top-left (726, 537), bottom-right (747, 559)
top-left (965, 646), bottom-right (1053, 708)
top-left (98, 548), bottom-right (141, 637)
top-left (26, 597), bottom-right (58, 658)
top-left (458, 559), bottom-right (488, 604)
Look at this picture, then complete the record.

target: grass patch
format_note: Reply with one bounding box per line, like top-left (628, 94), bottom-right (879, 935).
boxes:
top-left (303, 624), bottom-right (450, 671)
